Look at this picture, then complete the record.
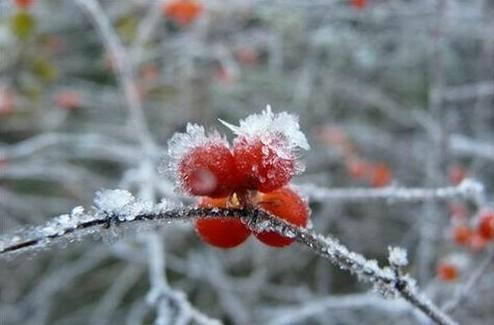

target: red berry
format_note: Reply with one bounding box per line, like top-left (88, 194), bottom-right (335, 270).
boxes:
top-left (163, 0), bottom-right (203, 26)
top-left (448, 201), bottom-right (468, 220)
top-left (15, 0), bottom-right (34, 9)
top-left (469, 233), bottom-right (487, 252)
top-left (477, 210), bottom-right (494, 241)
top-left (233, 135), bottom-right (296, 192)
top-left (436, 262), bottom-right (459, 282)
top-left (351, 0), bottom-right (367, 9)
top-left (54, 90), bottom-right (81, 110)
top-left (178, 142), bottom-right (240, 197)
top-left (369, 162), bottom-right (392, 187)
top-left (195, 197), bottom-right (251, 249)
top-left (451, 224), bottom-right (472, 246)
top-left (255, 187), bottom-right (309, 247)
top-left (346, 158), bottom-right (371, 180)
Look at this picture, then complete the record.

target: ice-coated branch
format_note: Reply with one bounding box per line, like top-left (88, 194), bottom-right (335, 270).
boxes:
top-left (0, 190), bottom-right (457, 325)
top-left (297, 179), bottom-right (485, 205)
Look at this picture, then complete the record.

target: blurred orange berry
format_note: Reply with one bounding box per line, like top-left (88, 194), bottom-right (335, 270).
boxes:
top-left (436, 262), bottom-right (459, 282)
top-left (469, 233), bottom-right (487, 252)
top-left (369, 162), bottom-right (392, 187)
top-left (54, 91), bottom-right (81, 111)
top-left (451, 224), bottom-right (472, 246)
top-left (163, 0), bottom-right (203, 26)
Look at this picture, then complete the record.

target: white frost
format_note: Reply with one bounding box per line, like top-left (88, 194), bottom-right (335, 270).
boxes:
top-left (220, 105), bottom-right (310, 151)
top-left (94, 189), bottom-right (135, 213)
top-left (388, 246), bottom-right (408, 267)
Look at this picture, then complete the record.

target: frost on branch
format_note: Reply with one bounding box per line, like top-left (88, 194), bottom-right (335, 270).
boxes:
top-left (388, 246), bottom-right (408, 268)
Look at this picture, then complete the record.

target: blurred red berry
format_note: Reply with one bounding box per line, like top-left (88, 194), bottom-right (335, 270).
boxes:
top-left (346, 158), bottom-right (371, 180)
top-left (469, 233), bottom-right (487, 252)
top-left (163, 0), bottom-right (203, 26)
top-left (351, 0), bottom-right (367, 9)
top-left (477, 210), bottom-right (494, 241)
top-left (234, 47), bottom-right (258, 66)
top-left (0, 88), bottom-right (15, 116)
top-left (233, 135), bottom-right (296, 193)
top-left (369, 162), bottom-right (392, 187)
top-left (255, 187), bottom-right (309, 247)
top-left (177, 141), bottom-right (241, 198)
top-left (448, 165), bottom-right (467, 185)
top-left (54, 90), bottom-right (81, 110)
top-left (436, 262), bottom-right (459, 282)
top-left (15, 0), bottom-right (34, 9)
top-left (195, 197), bottom-right (251, 249)
top-left (451, 224), bottom-right (472, 246)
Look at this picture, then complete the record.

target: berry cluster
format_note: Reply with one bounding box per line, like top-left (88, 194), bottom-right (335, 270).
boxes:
top-left (436, 207), bottom-right (494, 282)
top-left (162, 0), bottom-right (203, 27)
top-left (166, 107), bottom-right (311, 248)
top-left (315, 126), bottom-right (392, 187)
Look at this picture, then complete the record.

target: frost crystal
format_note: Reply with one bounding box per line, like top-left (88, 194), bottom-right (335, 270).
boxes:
top-left (388, 246), bottom-right (408, 267)
top-left (163, 123), bottom-right (228, 175)
top-left (94, 189), bottom-right (135, 213)
top-left (221, 105), bottom-right (310, 151)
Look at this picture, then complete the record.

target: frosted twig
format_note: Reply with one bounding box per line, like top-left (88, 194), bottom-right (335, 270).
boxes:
top-left (0, 194), bottom-right (457, 325)
top-left (450, 134), bottom-right (494, 161)
top-left (74, 0), bottom-right (156, 154)
top-left (441, 249), bottom-right (494, 313)
top-left (297, 179), bottom-right (485, 205)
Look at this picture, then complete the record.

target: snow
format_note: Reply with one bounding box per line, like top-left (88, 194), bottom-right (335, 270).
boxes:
top-left (94, 189), bottom-right (136, 213)
top-left (163, 123), bottom-right (228, 176)
top-left (220, 105), bottom-right (310, 151)
top-left (388, 246), bottom-right (408, 267)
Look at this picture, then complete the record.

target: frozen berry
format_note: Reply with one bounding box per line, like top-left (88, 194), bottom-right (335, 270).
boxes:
top-left (255, 187), bottom-right (309, 247)
top-left (195, 197), bottom-right (251, 249)
top-left (452, 224), bottom-right (472, 246)
top-left (167, 124), bottom-right (242, 197)
top-left (224, 106), bottom-right (309, 192)
top-left (369, 162), bottom-right (392, 187)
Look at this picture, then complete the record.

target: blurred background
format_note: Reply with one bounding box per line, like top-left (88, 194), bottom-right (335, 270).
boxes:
top-left (1, 0), bottom-right (493, 324)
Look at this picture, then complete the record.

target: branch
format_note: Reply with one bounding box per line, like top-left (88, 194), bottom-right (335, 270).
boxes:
top-left (0, 191), bottom-right (458, 325)
top-left (297, 179), bottom-right (485, 205)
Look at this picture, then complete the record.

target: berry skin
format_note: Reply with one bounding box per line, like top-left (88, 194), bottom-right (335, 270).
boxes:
top-left (15, 0), bottom-right (34, 9)
top-left (195, 197), bottom-right (251, 249)
top-left (436, 262), bottom-right (459, 282)
top-left (178, 142), bottom-right (240, 197)
top-left (346, 158), bottom-right (371, 180)
top-left (477, 210), bottom-right (494, 241)
top-left (163, 0), bottom-right (203, 26)
top-left (233, 135), bottom-right (296, 193)
top-left (469, 233), bottom-right (487, 252)
top-left (255, 187), bottom-right (309, 247)
top-left (452, 225), bottom-right (472, 246)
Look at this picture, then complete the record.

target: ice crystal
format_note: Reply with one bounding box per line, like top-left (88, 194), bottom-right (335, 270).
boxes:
top-left (388, 246), bottom-right (408, 268)
top-left (94, 189), bottom-right (135, 213)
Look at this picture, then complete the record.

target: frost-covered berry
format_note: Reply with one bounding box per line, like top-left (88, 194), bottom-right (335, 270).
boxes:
top-left (369, 162), bottom-right (392, 188)
top-left (477, 209), bottom-right (494, 241)
top-left (195, 197), bottom-right (251, 249)
top-left (166, 124), bottom-right (241, 198)
top-left (224, 106), bottom-right (309, 193)
top-left (255, 186), bottom-right (309, 247)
